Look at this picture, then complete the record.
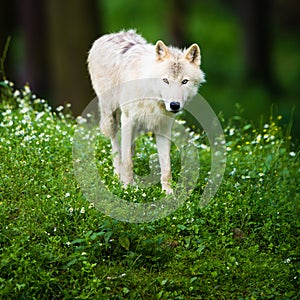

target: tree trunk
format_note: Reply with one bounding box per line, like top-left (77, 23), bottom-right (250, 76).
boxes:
top-left (0, 0), bottom-right (16, 81)
top-left (168, 0), bottom-right (190, 47)
top-left (45, 0), bottom-right (102, 115)
top-left (237, 0), bottom-right (276, 89)
top-left (19, 0), bottom-right (49, 96)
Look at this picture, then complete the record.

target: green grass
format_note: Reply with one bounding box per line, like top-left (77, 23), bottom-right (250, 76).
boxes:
top-left (0, 81), bottom-right (299, 299)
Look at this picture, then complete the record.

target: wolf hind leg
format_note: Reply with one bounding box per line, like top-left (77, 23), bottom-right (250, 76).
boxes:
top-left (100, 109), bottom-right (121, 177)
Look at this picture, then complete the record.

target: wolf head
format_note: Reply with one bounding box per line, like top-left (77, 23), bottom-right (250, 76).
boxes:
top-left (153, 40), bottom-right (205, 113)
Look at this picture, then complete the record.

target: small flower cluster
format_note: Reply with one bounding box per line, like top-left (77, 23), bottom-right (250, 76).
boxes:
top-left (68, 201), bottom-right (95, 215)
top-left (224, 114), bottom-right (298, 187)
top-left (0, 81), bottom-right (74, 150)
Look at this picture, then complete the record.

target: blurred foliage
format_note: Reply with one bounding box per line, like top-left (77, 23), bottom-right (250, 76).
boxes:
top-left (101, 0), bottom-right (299, 135)
top-left (1, 0), bottom-right (299, 137)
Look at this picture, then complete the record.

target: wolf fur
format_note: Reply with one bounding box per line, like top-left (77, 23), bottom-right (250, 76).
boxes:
top-left (88, 30), bottom-right (205, 194)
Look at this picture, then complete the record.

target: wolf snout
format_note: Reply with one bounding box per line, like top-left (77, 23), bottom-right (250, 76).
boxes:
top-left (170, 101), bottom-right (180, 112)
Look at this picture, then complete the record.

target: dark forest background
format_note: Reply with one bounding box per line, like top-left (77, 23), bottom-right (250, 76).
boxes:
top-left (1, 0), bottom-right (299, 136)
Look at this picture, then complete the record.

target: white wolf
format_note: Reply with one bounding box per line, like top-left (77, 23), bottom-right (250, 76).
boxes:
top-left (88, 30), bottom-right (205, 194)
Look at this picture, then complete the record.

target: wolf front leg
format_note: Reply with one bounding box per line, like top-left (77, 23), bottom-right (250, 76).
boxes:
top-left (110, 136), bottom-right (121, 176)
top-left (156, 132), bottom-right (173, 194)
top-left (120, 114), bottom-right (134, 186)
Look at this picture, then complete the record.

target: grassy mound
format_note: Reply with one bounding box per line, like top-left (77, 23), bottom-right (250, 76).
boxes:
top-left (0, 81), bottom-right (299, 299)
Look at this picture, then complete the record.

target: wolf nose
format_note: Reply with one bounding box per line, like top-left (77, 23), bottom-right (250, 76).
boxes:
top-left (170, 101), bottom-right (180, 112)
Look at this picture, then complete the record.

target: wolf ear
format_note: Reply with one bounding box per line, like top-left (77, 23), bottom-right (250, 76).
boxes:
top-left (185, 44), bottom-right (201, 66)
top-left (155, 40), bottom-right (170, 60)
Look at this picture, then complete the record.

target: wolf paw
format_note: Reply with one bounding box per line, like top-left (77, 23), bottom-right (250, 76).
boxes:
top-left (162, 186), bottom-right (173, 195)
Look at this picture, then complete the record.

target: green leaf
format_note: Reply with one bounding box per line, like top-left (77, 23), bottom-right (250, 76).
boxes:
top-left (197, 244), bottom-right (205, 254)
top-left (161, 278), bottom-right (168, 286)
top-left (71, 238), bottom-right (85, 245)
top-left (177, 224), bottom-right (186, 231)
top-left (190, 277), bottom-right (197, 283)
top-left (90, 231), bottom-right (105, 240)
top-left (211, 271), bottom-right (218, 278)
top-left (104, 231), bottom-right (113, 244)
top-left (119, 236), bottom-right (130, 250)
top-left (243, 124), bottom-right (252, 131)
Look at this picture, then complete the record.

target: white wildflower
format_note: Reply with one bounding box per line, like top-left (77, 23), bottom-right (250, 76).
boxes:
top-left (76, 116), bottom-right (87, 124)
top-left (7, 120), bottom-right (13, 127)
top-left (176, 119), bottom-right (186, 125)
top-left (256, 134), bottom-right (262, 143)
top-left (199, 144), bottom-right (209, 150)
top-left (229, 168), bottom-right (236, 176)
top-left (284, 258), bottom-right (291, 264)
top-left (24, 85), bottom-right (31, 94)
top-left (14, 90), bottom-right (20, 97)
top-left (35, 112), bottom-right (45, 121)
top-left (3, 109), bottom-right (12, 115)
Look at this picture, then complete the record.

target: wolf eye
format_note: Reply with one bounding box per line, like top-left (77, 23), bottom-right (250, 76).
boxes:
top-left (181, 79), bottom-right (189, 84)
top-left (163, 78), bottom-right (169, 84)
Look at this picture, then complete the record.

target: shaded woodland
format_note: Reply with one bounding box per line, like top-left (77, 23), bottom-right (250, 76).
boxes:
top-left (1, 0), bottom-right (299, 134)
